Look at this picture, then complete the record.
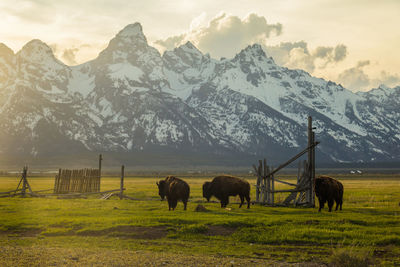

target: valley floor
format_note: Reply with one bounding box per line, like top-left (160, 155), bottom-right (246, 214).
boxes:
top-left (0, 174), bottom-right (399, 266)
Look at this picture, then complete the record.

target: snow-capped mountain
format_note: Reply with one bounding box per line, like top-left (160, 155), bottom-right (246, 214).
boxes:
top-left (0, 23), bottom-right (399, 166)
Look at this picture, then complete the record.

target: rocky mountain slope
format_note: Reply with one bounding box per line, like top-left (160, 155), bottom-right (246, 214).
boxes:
top-left (0, 23), bottom-right (399, 166)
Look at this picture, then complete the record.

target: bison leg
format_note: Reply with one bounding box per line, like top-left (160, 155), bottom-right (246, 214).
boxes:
top-left (221, 196), bottom-right (229, 208)
top-left (246, 195), bottom-right (251, 209)
top-left (328, 199), bottom-right (334, 212)
top-left (225, 196), bottom-right (230, 207)
top-left (239, 195), bottom-right (244, 208)
top-left (168, 199), bottom-right (172, 211)
top-left (183, 200), bottom-right (187, 211)
top-left (318, 197), bottom-right (324, 212)
top-left (172, 199), bottom-right (178, 210)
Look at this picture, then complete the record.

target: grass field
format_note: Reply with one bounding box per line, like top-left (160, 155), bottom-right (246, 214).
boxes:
top-left (0, 173), bottom-right (399, 266)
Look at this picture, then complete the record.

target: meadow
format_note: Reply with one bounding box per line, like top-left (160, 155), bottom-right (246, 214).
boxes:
top-left (0, 173), bottom-right (399, 266)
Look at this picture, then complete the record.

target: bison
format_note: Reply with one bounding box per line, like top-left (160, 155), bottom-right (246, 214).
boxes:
top-left (314, 175), bottom-right (343, 212)
top-left (202, 175), bottom-right (250, 208)
top-left (156, 176), bottom-right (190, 211)
top-left (156, 175), bottom-right (177, 201)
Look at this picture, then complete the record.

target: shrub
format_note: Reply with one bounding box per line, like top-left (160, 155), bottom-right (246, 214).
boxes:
top-left (329, 246), bottom-right (373, 267)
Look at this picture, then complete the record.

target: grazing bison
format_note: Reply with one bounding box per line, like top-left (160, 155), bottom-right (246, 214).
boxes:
top-left (156, 176), bottom-right (190, 211)
top-left (156, 175), bottom-right (177, 200)
top-left (314, 175), bottom-right (343, 212)
top-left (202, 175), bottom-right (250, 208)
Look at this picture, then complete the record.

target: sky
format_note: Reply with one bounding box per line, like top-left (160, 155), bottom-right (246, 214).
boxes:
top-left (1, 0), bottom-right (399, 92)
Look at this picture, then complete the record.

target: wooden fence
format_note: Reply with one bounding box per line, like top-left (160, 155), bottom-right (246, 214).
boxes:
top-left (253, 116), bottom-right (318, 207)
top-left (54, 168), bottom-right (100, 194)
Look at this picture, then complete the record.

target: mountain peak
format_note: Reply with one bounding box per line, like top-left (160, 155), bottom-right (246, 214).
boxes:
top-left (0, 43), bottom-right (14, 59)
top-left (178, 41), bottom-right (203, 55)
top-left (18, 39), bottom-right (58, 63)
top-left (235, 43), bottom-right (268, 61)
top-left (245, 44), bottom-right (266, 55)
top-left (116, 22), bottom-right (146, 42)
top-left (182, 41), bottom-right (195, 49)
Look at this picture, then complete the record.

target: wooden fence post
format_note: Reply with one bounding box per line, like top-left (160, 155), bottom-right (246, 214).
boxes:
top-left (21, 166), bottom-right (27, 197)
top-left (266, 164), bottom-right (270, 205)
top-left (311, 131), bottom-right (316, 207)
top-left (120, 165), bottom-right (124, 200)
top-left (255, 164), bottom-right (260, 203)
top-left (271, 167), bottom-right (275, 206)
top-left (262, 159), bottom-right (267, 204)
top-left (307, 116), bottom-right (312, 206)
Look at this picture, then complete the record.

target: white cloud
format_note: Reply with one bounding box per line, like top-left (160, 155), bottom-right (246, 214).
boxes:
top-left (155, 12), bottom-right (282, 58)
top-left (266, 42), bottom-right (347, 73)
top-left (61, 48), bottom-right (79, 65)
top-left (337, 60), bottom-right (371, 91)
top-left (336, 61), bottom-right (400, 91)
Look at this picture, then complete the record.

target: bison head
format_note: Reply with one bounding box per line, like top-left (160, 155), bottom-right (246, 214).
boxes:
top-left (314, 177), bottom-right (325, 197)
top-left (202, 182), bottom-right (212, 202)
top-left (156, 180), bottom-right (167, 200)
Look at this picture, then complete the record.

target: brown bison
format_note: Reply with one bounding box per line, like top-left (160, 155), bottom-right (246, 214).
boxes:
top-left (314, 175), bottom-right (343, 212)
top-left (156, 176), bottom-right (190, 211)
top-left (202, 175), bottom-right (250, 208)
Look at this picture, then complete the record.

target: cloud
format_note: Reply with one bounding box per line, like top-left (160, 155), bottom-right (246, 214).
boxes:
top-left (377, 71), bottom-right (400, 87)
top-left (62, 48), bottom-right (79, 65)
top-left (336, 61), bottom-right (400, 91)
top-left (155, 12), bottom-right (282, 58)
top-left (1, 1), bottom-right (55, 24)
top-left (337, 60), bottom-right (371, 91)
top-left (287, 47), bottom-right (316, 73)
top-left (154, 34), bottom-right (185, 51)
top-left (48, 42), bottom-right (107, 65)
top-left (333, 44), bottom-right (347, 62)
top-left (266, 42), bottom-right (347, 73)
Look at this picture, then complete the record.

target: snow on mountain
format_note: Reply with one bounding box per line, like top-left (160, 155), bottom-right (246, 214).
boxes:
top-left (0, 22), bottom-right (399, 165)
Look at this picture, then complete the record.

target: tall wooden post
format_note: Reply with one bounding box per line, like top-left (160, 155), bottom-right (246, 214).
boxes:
top-left (255, 161), bottom-right (261, 203)
top-left (21, 166), bottom-right (27, 197)
top-left (271, 167), bottom-right (275, 206)
top-left (307, 116), bottom-right (313, 205)
top-left (262, 159), bottom-right (267, 204)
top-left (266, 164), bottom-right (271, 205)
top-left (98, 154), bottom-right (102, 176)
top-left (311, 131), bottom-right (316, 207)
top-left (120, 165), bottom-right (125, 200)
top-left (98, 154), bottom-right (102, 191)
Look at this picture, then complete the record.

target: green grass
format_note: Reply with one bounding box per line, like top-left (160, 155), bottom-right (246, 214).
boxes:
top-left (1, 174), bottom-right (400, 265)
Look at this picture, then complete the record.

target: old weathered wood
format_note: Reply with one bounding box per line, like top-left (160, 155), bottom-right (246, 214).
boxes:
top-left (269, 187), bottom-right (310, 193)
top-left (54, 168), bottom-right (101, 194)
top-left (120, 165), bottom-right (125, 200)
top-left (264, 142), bottom-right (319, 179)
top-left (0, 189), bottom-right (22, 195)
top-left (40, 188), bottom-right (124, 197)
top-left (101, 192), bottom-right (115, 200)
top-left (0, 192), bottom-right (23, 198)
top-left (255, 162), bottom-right (261, 203)
top-left (21, 167), bottom-right (27, 197)
top-left (266, 164), bottom-right (270, 205)
top-left (262, 158), bottom-right (267, 204)
top-left (121, 194), bottom-right (137, 200)
top-left (253, 116), bottom-right (319, 207)
top-left (311, 131), bottom-right (316, 207)
top-left (273, 178), bottom-right (297, 187)
top-left (271, 167), bottom-right (275, 205)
